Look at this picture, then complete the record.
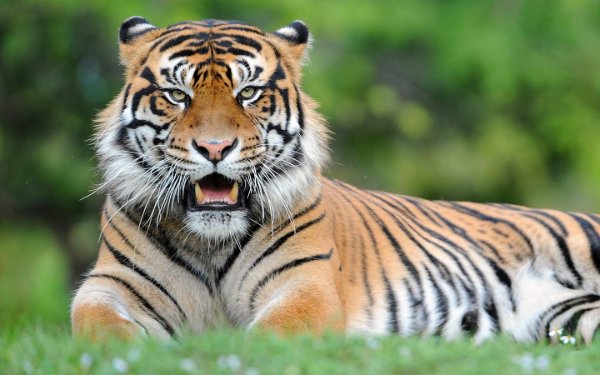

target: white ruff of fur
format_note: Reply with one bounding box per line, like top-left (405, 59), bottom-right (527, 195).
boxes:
top-left (95, 99), bottom-right (329, 241)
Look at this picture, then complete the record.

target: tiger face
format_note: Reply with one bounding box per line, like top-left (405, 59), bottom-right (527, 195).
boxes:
top-left (96, 18), bottom-right (328, 241)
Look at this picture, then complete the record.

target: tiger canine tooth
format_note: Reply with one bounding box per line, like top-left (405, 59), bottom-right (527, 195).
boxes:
top-left (195, 183), bottom-right (205, 204)
top-left (229, 181), bottom-right (239, 202)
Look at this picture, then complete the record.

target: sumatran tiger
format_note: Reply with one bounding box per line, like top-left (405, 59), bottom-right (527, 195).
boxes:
top-left (71, 17), bottom-right (600, 344)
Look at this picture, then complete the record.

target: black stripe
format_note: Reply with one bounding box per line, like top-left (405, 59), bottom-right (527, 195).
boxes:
top-left (370, 193), bottom-right (463, 291)
top-left (149, 96), bottom-right (166, 117)
top-left (486, 258), bottom-right (513, 300)
top-left (494, 204), bottom-right (570, 238)
top-left (101, 235), bottom-right (186, 320)
top-left (218, 25), bottom-right (265, 36)
top-left (367, 190), bottom-right (506, 321)
top-left (423, 265), bottom-right (449, 334)
top-left (530, 210), bottom-right (568, 237)
top-left (270, 194), bottom-right (322, 235)
top-left (229, 33), bottom-right (265, 49)
top-left (446, 202), bottom-right (534, 254)
top-left (103, 206), bottom-right (135, 249)
top-left (226, 47), bottom-right (256, 58)
top-left (483, 294), bottom-right (499, 333)
top-left (520, 213), bottom-right (582, 288)
top-left (402, 196), bottom-right (443, 227)
top-left (370, 190), bottom-right (504, 328)
top-left (374, 193), bottom-right (482, 290)
top-left (384, 278), bottom-right (400, 333)
top-left (159, 34), bottom-right (199, 52)
top-left (121, 83), bottom-right (132, 113)
top-left (248, 249), bottom-right (333, 310)
top-left (461, 310), bottom-right (479, 333)
top-left (542, 295), bottom-right (600, 339)
top-left (215, 222), bottom-right (262, 286)
top-left (330, 182), bottom-right (400, 333)
top-left (294, 84), bottom-right (304, 132)
top-left (87, 273), bottom-right (174, 336)
top-left (338, 184), bottom-right (422, 289)
top-left (109, 199), bottom-right (215, 296)
top-left (133, 132), bottom-right (146, 153)
top-left (563, 307), bottom-right (595, 335)
top-left (129, 84), bottom-right (157, 116)
top-left (377, 194), bottom-right (477, 282)
top-left (240, 213), bottom-right (325, 285)
top-left (153, 227), bottom-right (215, 296)
top-left (358, 226), bottom-right (375, 325)
top-left (570, 214), bottom-right (600, 275)
top-left (359, 191), bottom-right (466, 326)
top-left (477, 239), bottom-right (505, 263)
top-left (586, 213), bottom-right (600, 225)
top-left (140, 67), bottom-right (157, 85)
top-left (335, 185), bottom-right (430, 306)
top-left (169, 49), bottom-right (198, 60)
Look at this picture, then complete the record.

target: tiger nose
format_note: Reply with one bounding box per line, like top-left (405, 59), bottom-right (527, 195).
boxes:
top-left (192, 138), bottom-right (237, 163)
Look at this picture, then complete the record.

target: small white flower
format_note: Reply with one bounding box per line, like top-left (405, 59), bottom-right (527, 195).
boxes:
top-left (127, 349), bottom-right (140, 362)
top-left (179, 358), bottom-right (196, 373)
top-left (365, 337), bottom-right (381, 349)
top-left (512, 353), bottom-right (534, 373)
top-left (217, 354), bottom-right (242, 370)
top-left (22, 360), bottom-right (33, 374)
top-left (548, 328), bottom-right (564, 337)
top-left (399, 347), bottom-right (412, 358)
top-left (560, 335), bottom-right (577, 345)
top-left (227, 355), bottom-right (242, 370)
top-left (246, 368), bottom-right (260, 375)
top-left (535, 355), bottom-right (550, 370)
top-left (80, 353), bottom-right (93, 369)
top-left (112, 357), bottom-right (129, 373)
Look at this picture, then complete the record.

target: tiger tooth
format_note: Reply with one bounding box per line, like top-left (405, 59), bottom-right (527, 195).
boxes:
top-left (195, 183), bottom-right (205, 204)
top-left (229, 181), bottom-right (239, 202)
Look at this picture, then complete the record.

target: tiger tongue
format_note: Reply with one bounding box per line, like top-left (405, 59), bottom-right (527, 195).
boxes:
top-left (195, 181), bottom-right (238, 205)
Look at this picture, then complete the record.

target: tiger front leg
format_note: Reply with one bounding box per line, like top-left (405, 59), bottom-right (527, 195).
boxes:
top-left (244, 250), bottom-right (346, 335)
top-left (72, 301), bottom-right (143, 341)
top-left (71, 275), bottom-right (168, 341)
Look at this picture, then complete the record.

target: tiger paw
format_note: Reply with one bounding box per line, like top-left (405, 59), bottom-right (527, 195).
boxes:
top-left (72, 304), bottom-right (144, 341)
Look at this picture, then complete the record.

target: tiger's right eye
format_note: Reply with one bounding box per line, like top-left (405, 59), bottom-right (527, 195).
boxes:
top-left (165, 89), bottom-right (189, 105)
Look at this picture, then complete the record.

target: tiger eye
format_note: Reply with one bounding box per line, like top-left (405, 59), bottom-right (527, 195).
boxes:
top-left (238, 87), bottom-right (257, 100)
top-left (169, 89), bottom-right (187, 102)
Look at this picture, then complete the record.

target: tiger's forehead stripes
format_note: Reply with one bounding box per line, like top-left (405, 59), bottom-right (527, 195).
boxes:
top-left (140, 27), bottom-right (284, 94)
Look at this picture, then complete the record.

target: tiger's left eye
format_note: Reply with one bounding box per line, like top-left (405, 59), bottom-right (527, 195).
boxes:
top-left (165, 89), bottom-right (188, 104)
top-left (238, 87), bottom-right (258, 101)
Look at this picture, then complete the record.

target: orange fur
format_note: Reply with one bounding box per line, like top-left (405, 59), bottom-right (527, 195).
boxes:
top-left (72, 304), bottom-right (139, 341)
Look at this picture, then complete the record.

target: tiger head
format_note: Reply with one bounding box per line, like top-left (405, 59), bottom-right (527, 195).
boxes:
top-left (96, 17), bottom-right (329, 241)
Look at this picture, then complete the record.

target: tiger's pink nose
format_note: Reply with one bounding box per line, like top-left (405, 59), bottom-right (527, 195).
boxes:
top-left (192, 138), bottom-right (237, 163)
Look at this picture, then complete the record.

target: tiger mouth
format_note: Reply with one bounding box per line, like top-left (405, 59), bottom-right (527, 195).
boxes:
top-left (185, 173), bottom-right (249, 212)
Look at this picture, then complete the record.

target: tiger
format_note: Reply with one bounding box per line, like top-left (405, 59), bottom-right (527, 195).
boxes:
top-left (71, 17), bottom-right (600, 344)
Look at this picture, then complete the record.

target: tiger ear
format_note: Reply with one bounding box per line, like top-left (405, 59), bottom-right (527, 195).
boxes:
top-left (118, 16), bottom-right (158, 66)
top-left (272, 20), bottom-right (311, 64)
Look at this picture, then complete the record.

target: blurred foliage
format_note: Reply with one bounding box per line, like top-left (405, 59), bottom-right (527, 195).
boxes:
top-left (1, 0), bottom-right (600, 325)
top-left (0, 224), bottom-right (69, 326)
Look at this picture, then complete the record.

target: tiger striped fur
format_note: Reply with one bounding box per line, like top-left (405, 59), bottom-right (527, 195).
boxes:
top-left (71, 18), bottom-right (600, 344)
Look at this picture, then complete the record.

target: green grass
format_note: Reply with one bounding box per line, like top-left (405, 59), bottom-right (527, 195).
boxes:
top-left (1, 325), bottom-right (598, 375)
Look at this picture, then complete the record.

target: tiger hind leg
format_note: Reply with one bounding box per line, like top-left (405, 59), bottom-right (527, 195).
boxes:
top-left (539, 296), bottom-right (600, 344)
top-left (509, 262), bottom-right (600, 343)
top-left (72, 302), bottom-right (144, 341)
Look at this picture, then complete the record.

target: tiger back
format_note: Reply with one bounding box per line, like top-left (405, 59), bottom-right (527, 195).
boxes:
top-left (71, 17), bottom-right (600, 344)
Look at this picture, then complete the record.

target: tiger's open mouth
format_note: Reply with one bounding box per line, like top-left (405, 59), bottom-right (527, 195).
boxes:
top-left (185, 173), bottom-right (248, 211)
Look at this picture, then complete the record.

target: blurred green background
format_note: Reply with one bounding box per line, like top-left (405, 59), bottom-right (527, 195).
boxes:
top-left (1, 0), bottom-right (600, 328)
